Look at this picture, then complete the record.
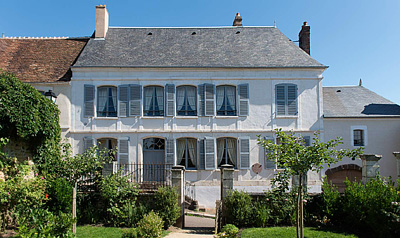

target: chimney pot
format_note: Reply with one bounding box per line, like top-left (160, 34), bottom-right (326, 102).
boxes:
top-left (95, 5), bottom-right (109, 38)
top-left (233, 13), bottom-right (243, 27)
top-left (298, 21), bottom-right (310, 55)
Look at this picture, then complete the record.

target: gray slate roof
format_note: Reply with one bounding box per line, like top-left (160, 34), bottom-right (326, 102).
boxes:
top-left (323, 86), bottom-right (400, 118)
top-left (74, 27), bottom-right (325, 68)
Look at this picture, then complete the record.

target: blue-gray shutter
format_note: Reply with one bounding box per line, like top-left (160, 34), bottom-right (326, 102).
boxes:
top-left (264, 136), bottom-right (276, 169)
top-left (199, 139), bottom-right (205, 169)
top-left (238, 84), bottom-right (249, 116)
top-left (198, 84), bottom-right (205, 116)
top-left (276, 85), bottom-right (286, 116)
top-left (118, 85), bottom-right (129, 117)
top-left (84, 85), bottom-right (95, 117)
top-left (287, 85), bottom-right (298, 115)
top-left (239, 137), bottom-right (250, 169)
top-left (303, 136), bottom-right (311, 147)
top-left (165, 138), bottom-right (175, 165)
top-left (165, 84), bottom-right (175, 117)
top-left (205, 84), bottom-right (215, 116)
top-left (118, 137), bottom-right (129, 164)
top-left (204, 137), bottom-right (216, 170)
top-left (129, 84), bottom-right (142, 116)
top-left (83, 137), bottom-right (94, 153)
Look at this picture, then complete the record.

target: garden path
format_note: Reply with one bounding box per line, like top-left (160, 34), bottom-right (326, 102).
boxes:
top-left (165, 216), bottom-right (215, 238)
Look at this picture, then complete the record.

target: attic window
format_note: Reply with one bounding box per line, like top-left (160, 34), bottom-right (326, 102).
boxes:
top-left (236, 31), bottom-right (241, 34)
top-left (191, 32), bottom-right (196, 35)
top-left (147, 32), bottom-right (153, 35)
top-left (336, 90), bottom-right (341, 93)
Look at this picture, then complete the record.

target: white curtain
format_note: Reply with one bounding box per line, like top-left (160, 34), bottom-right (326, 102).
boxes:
top-left (188, 139), bottom-right (197, 168)
top-left (176, 87), bottom-right (186, 111)
top-left (177, 139), bottom-right (186, 165)
top-left (187, 86), bottom-right (196, 111)
top-left (227, 138), bottom-right (237, 167)
top-left (155, 87), bottom-right (164, 110)
top-left (216, 86), bottom-right (225, 111)
top-left (98, 87), bottom-right (108, 113)
top-left (217, 138), bottom-right (225, 166)
top-left (144, 87), bottom-right (153, 112)
top-left (110, 87), bottom-right (117, 113)
top-left (226, 86), bottom-right (236, 111)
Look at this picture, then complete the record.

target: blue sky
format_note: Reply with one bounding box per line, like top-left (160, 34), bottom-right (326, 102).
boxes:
top-left (1, 0), bottom-right (399, 104)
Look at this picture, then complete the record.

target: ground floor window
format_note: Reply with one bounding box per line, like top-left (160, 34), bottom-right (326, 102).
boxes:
top-left (217, 137), bottom-right (237, 168)
top-left (97, 138), bottom-right (117, 161)
top-left (177, 138), bottom-right (197, 169)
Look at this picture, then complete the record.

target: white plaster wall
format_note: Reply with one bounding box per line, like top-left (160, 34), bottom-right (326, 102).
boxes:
top-left (324, 118), bottom-right (400, 179)
top-left (31, 83), bottom-right (71, 141)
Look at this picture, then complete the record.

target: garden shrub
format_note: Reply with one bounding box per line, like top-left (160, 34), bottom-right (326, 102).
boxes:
top-left (100, 171), bottom-right (138, 227)
top-left (224, 190), bottom-right (256, 227)
top-left (77, 192), bottom-right (106, 225)
top-left (217, 224), bottom-right (239, 238)
top-left (322, 177), bottom-right (400, 237)
top-left (121, 228), bottom-right (138, 238)
top-left (263, 189), bottom-right (296, 226)
top-left (137, 211), bottom-right (163, 238)
top-left (152, 186), bottom-right (180, 229)
top-left (45, 177), bottom-right (73, 213)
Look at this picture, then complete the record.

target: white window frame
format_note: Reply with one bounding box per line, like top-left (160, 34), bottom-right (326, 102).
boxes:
top-left (351, 125), bottom-right (367, 147)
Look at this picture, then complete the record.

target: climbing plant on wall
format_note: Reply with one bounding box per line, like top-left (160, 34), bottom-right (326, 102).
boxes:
top-left (0, 71), bottom-right (62, 174)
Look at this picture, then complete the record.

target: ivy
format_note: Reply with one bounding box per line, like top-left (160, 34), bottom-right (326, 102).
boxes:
top-left (0, 71), bottom-right (62, 174)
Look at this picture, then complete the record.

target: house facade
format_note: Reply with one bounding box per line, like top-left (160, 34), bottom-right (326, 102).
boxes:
top-left (68, 5), bottom-right (326, 207)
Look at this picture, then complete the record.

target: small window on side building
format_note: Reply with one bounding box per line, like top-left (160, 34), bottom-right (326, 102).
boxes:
top-left (353, 129), bottom-right (364, 146)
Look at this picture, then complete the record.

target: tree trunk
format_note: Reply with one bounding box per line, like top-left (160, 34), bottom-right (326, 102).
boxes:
top-left (299, 174), bottom-right (304, 238)
top-left (72, 182), bottom-right (77, 235)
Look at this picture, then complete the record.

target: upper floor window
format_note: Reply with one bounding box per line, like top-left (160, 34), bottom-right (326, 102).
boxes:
top-left (144, 86), bottom-right (164, 116)
top-left (217, 137), bottom-right (237, 168)
top-left (216, 85), bottom-right (236, 116)
top-left (276, 84), bottom-right (298, 116)
top-left (353, 130), bottom-right (364, 146)
top-left (177, 138), bottom-right (197, 169)
top-left (97, 86), bottom-right (117, 117)
top-left (176, 86), bottom-right (197, 116)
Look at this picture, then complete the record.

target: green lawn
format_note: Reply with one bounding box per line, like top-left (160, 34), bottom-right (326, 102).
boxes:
top-left (76, 226), bottom-right (170, 238)
top-left (241, 227), bottom-right (358, 238)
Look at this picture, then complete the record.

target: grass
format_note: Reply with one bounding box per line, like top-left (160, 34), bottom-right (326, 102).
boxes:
top-left (240, 227), bottom-right (358, 238)
top-left (76, 225), bottom-right (170, 238)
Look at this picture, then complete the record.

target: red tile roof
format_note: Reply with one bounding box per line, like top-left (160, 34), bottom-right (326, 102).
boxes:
top-left (0, 38), bottom-right (88, 82)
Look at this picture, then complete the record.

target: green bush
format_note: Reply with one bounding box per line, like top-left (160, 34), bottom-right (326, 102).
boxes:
top-left (153, 187), bottom-right (180, 228)
top-left (137, 211), bottom-right (163, 238)
top-left (322, 177), bottom-right (400, 237)
top-left (46, 177), bottom-right (73, 213)
top-left (121, 228), bottom-right (138, 238)
top-left (263, 189), bottom-right (296, 226)
top-left (224, 190), bottom-right (256, 228)
top-left (77, 192), bottom-right (106, 225)
top-left (100, 171), bottom-right (138, 227)
top-left (218, 224), bottom-right (239, 238)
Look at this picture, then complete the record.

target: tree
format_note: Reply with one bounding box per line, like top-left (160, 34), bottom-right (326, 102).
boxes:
top-left (258, 129), bottom-right (362, 238)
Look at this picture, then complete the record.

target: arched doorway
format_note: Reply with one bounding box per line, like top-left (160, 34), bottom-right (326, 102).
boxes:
top-left (325, 164), bottom-right (362, 193)
top-left (143, 138), bottom-right (165, 182)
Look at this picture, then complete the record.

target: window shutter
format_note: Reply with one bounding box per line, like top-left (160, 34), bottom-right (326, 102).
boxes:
top-left (165, 138), bottom-right (175, 165)
top-left (118, 85), bottom-right (129, 117)
top-left (303, 136), bottom-right (311, 147)
top-left (118, 137), bottom-right (129, 164)
top-left (287, 85), bottom-right (298, 115)
top-left (165, 84), bottom-right (175, 117)
top-left (239, 137), bottom-right (250, 169)
top-left (204, 84), bottom-right (215, 116)
top-left (84, 85), bottom-right (95, 117)
top-left (276, 85), bottom-right (286, 116)
top-left (238, 84), bottom-right (249, 116)
top-left (264, 137), bottom-right (276, 169)
top-left (204, 137), bottom-right (216, 170)
top-left (83, 137), bottom-right (94, 153)
top-left (199, 139), bottom-right (205, 170)
top-left (129, 84), bottom-right (142, 116)
top-left (198, 84), bottom-right (205, 116)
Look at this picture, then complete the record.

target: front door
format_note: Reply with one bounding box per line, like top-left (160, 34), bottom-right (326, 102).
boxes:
top-left (143, 138), bottom-right (165, 182)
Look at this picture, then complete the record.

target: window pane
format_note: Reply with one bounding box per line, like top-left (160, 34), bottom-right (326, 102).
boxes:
top-left (354, 130), bottom-right (364, 146)
top-left (144, 86), bottom-right (164, 116)
top-left (217, 86), bottom-right (236, 116)
top-left (177, 86), bottom-right (197, 116)
top-left (97, 86), bottom-right (117, 117)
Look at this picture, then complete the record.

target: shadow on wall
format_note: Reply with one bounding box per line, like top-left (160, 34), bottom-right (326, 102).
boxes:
top-left (362, 104), bottom-right (400, 115)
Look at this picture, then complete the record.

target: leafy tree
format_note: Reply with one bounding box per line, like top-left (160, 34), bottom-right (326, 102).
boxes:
top-left (258, 129), bottom-right (362, 238)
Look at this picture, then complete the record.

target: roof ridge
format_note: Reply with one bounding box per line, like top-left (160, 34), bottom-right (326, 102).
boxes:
top-left (108, 26), bottom-right (276, 29)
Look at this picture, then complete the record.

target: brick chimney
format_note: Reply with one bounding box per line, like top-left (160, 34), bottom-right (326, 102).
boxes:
top-left (95, 5), bottom-right (109, 38)
top-left (298, 22), bottom-right (310, 55)
top-left (233, 13), bottom-right (242, 27)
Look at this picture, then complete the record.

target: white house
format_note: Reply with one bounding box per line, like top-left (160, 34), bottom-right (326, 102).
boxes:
top-left (68, 5), bottom-right (326, 207)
